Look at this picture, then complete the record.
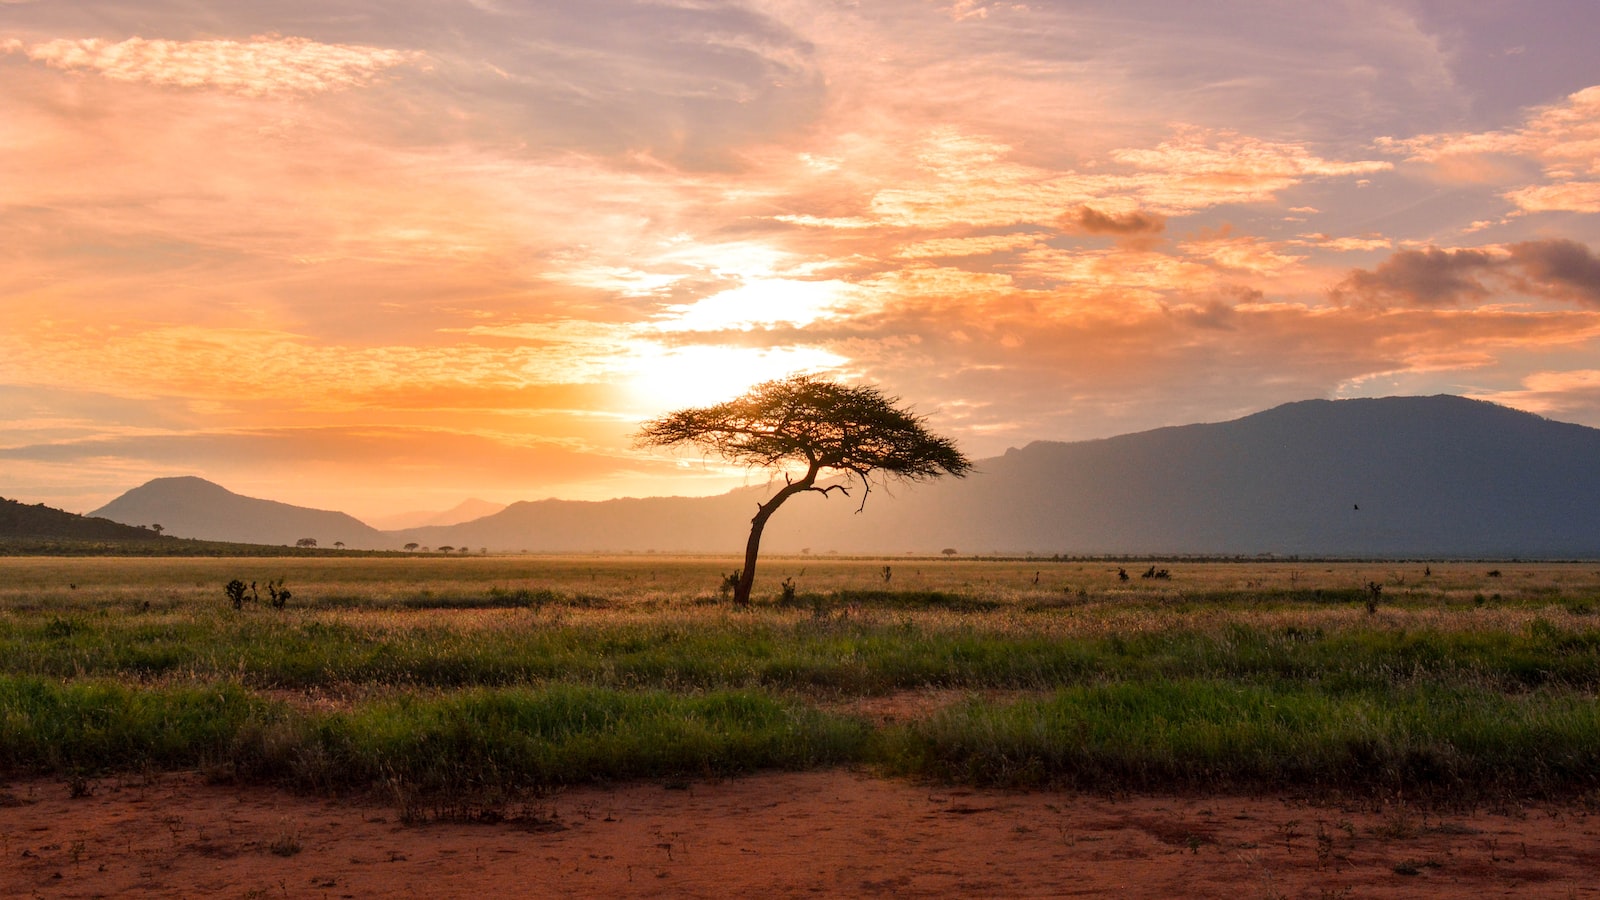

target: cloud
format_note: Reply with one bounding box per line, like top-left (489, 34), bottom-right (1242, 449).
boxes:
top-left (1505, 239), bottom-right (1600, 307)
top-left (782, 283), bottom-right (1600, 451)
top-left (12, 35), bottom-right (425, 96)
top-left (1468, 370), bottom-right (1600, 424)
top-left (783, 126), bottom-right (1392, 236)
top-left (1059, 205), bottom-right (1166, 238)
top-left (1291, 234), bottom-right (1392, 252)
top-left (941, 1), bottom-right (1026, 22)
top-left (1380, 84), bottom-right (1600, 213)
top-left (0, 324), bottom-right (637, 412)
top-left (1382, 85), bottom-right (1600, 175)
top-left (1007, 246), bottom-right (1214, 297)
top-left (0, 424), bottom-right (623, 474)
top-left (1179, 230), bottom-right (1306, 276)
top-left (1332, 239), bottom-right (1600, 309)
top-left (1111, 128), bottom-right (1391, 210)
top-left (1503, 182), bottom-right (1600, 214)
top-left (1332, 246), bottom-right (1499, 307)
top-left (893, 233), bottom-right (1044, 259)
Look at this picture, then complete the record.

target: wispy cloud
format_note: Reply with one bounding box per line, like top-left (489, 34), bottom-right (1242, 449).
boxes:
top-left (8, 35), bottom-right (424, 95)
top-left (1380, 85), bottom-right (1600, 213)
top-left (1470, 370), bottom-right (1600, 421)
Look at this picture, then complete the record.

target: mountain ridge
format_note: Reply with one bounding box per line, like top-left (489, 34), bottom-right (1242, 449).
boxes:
top-left (0, 496), bottom-right (175, 544)
top-left (82, 396), bottom-right (1600, 556)
top-left (90, 476), bottom-right (389, 548)
top-left (366, 498), bottom-right (507, 531)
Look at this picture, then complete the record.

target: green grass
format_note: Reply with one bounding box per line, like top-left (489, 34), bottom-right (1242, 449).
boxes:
top-left (875, 679), bottom-right (1600, 799)
top-left (0, 675), bottom-right (867, 791)
top-left (2, 556), bottom-right (1600, 801)
top-left (4, 608), bottom-right (1598, 695)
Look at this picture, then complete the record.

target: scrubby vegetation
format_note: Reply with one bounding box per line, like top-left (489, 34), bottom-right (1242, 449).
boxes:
top-left (1, 556), bottom-right (1599, 804)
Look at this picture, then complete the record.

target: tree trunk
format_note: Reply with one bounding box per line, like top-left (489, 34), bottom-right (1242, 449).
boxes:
top-left (732, 515), bottom-right (767, 606)
top-left (731, 468), bottom-right (817, 606)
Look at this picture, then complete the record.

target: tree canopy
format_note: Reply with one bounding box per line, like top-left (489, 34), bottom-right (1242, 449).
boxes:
top-left (636, 375), bottom-right (971, 604)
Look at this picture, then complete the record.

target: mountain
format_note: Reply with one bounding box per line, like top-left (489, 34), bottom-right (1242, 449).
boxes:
top-left (751, 394), bottom-right (1600, 558)
top-left (0, 496), bottom-right (175, 544)
top-left (366, 498), bottom-right (507, 531)
top-left (389, 491), bottom-right (759, 554)
top-left (89, 396), bottom-right (1600, 557)
top-left (90, 476), bottom-right (390, 549)
top-left (404, 395), bottom-right (1600, 557)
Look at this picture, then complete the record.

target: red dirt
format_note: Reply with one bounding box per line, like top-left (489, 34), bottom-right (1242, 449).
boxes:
top-left (4, 771), bottom-right (1598, 898)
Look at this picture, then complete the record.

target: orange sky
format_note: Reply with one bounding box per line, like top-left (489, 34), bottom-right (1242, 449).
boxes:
top-left (5, 1), bottom-right (1600, 520)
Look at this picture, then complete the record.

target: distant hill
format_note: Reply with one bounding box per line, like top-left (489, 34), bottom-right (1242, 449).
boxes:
top-left (403, 395), bottom-right (1600, 557)
top-left (0, 496), bottom-right (384, 557)
top-left (87, 396), bottom-right (1600, 557)
top-left (748, 394), bottom-right (1600, 558)
top-left (389, 491), bottom-right (759, 554)
top-left (366, 498), bottom-right (506, 531)
top-left (90, 477), bottom-right (390, 549)
top-left (0, 496), bottom-right (174, 545)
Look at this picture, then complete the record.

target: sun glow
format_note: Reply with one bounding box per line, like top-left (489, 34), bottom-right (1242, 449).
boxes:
top-left (619, 342), bottom-right (848, 411)
top-left (654, 278), bottom-right (852, 332)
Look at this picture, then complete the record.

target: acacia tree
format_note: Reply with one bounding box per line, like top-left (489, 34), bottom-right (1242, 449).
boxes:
top-left (635, 375), bottom-right (971, 605)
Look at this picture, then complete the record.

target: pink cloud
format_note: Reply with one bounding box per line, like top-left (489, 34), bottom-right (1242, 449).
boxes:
top-left (1380, 84), bottom-right (1600, 213)
top-left (13, 35), bottom-right (424, 96)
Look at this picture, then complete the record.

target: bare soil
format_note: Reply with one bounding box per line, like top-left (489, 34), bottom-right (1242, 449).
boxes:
top-left (4, 770), bottom-right (1598, 898)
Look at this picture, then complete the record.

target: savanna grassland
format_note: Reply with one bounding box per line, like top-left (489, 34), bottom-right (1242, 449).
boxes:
top-left (4, 555), bottom-right (1600, 810)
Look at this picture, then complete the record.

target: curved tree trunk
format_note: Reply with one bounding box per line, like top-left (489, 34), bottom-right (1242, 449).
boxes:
top-left (732, 468), bottom-right (817, 606)
top-left (732, 514), bottom-right (768, 606)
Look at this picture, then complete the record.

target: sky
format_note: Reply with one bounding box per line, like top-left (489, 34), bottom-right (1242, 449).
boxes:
top-left (5, 1), bottom-right (1600, 521)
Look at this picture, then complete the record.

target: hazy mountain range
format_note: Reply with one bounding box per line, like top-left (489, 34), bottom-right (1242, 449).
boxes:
top-left (84, 396), bottom-right (1600, 557)
top-left (364, 499), bottom-right (507, 531)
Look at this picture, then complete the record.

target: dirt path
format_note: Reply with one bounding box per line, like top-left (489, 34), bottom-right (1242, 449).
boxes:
top-left (3, 770), bottom-right (1598, 898)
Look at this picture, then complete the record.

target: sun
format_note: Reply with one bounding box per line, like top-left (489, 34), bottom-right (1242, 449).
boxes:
top-left (615, 274), bottom-right (856, 412)
top-left (619, 343), bottom-right (848, 412)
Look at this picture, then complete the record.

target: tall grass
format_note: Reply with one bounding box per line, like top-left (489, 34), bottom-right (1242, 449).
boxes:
top-left (0, 676), bottom-right (280, 772)
top-left (0, 675), bottom-right (867, 791)
top-left (3, 557), bottom-right (1600, 801)
top-left (875, 679), bottom-right (1600, 800)
top-left (7, 671), bottom-right (1596, 801)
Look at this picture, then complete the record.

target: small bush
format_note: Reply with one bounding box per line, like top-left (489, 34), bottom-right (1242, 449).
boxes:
top-left (264, 579), bottom-right (291, 610)
top-left (224, 579), bottom-right (249, 610)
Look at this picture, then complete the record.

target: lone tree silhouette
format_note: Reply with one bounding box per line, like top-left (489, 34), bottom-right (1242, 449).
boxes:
top-left (636, 375), bottom-right (971, 605)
